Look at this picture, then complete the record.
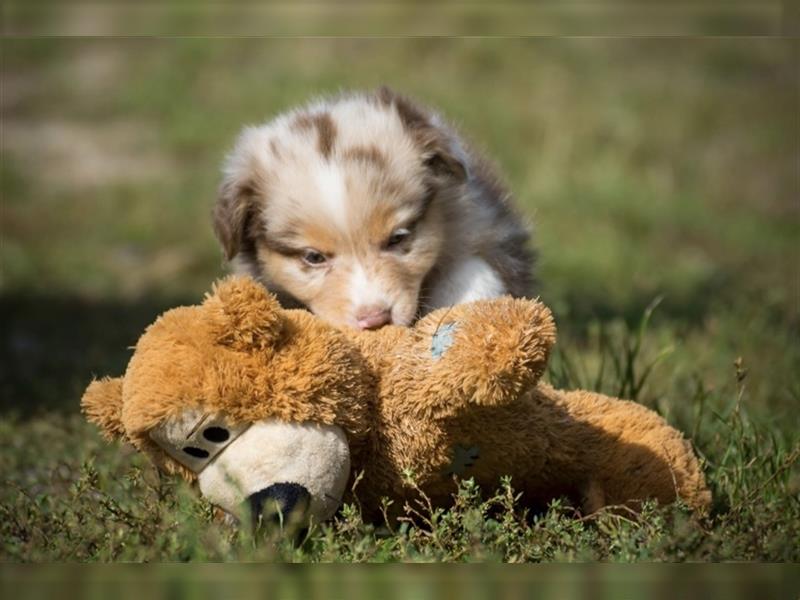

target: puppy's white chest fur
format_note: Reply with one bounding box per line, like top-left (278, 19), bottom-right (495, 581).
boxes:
top-left (425, 256), bottom-right (507, 311)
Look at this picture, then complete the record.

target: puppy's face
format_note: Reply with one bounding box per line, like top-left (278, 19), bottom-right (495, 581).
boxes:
top-left (214, 90), bottom-right (466, 329)
top-left (258, 163), bottom-right (445, 329)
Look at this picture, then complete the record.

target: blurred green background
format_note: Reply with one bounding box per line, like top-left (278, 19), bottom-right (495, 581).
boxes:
top-left (2, 563), bottom-right (798, 599)
top-left (3, 32), bottom-right (796, 421)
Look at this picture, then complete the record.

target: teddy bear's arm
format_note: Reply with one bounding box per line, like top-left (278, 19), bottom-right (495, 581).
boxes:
top-left (400, 297), bottom-right (557, 416)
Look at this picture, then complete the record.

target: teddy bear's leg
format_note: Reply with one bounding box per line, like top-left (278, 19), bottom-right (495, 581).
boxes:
top-left (559, 390), bottom-right (712, 513)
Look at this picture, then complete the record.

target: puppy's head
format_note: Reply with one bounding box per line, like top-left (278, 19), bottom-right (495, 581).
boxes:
top-left (213, 88), bottom-right (468, 329)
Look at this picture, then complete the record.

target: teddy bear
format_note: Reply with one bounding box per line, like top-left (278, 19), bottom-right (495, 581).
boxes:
top-left (82, 276), bottom-right (711, 526)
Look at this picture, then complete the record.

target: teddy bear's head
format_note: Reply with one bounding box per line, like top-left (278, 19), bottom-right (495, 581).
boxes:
top-left (82, 277), bottom-right (374, 525)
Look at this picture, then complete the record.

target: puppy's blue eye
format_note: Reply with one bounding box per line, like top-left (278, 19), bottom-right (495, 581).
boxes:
top-left (385, 228), bottom-right (411, 249)
top-left (301, 249), bottom-right (327, 266)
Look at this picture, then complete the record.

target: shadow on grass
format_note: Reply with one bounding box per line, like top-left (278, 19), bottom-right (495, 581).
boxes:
top-left (1, 291), bottom-right (195, 417)
top-left (541, 268), bottom-right (737, 340)
top-left (3, 265), bottom-right (785, 419)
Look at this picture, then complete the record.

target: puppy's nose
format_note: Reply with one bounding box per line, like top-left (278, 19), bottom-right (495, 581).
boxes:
top-left (247, 482), bottom-right (310, 529)
top-left (355, 305), bottom-right (392, 330)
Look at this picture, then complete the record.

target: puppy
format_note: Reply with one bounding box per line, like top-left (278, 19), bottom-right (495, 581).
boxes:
top-left (213, 87), bottom-right (535, 329)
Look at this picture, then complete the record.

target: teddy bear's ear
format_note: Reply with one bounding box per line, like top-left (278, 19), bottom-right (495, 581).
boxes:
top-left (204, 276), bottom-right (285, 350)
top-left (81, 377), bottom-right (126, 441)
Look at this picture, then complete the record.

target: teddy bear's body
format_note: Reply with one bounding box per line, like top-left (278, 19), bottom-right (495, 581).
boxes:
top-left (83, 277), bottom-right (710, 525)
top-left (344, 311), bottom-right (710, 519)
top-left (356, 383), bottom-right (709, 519)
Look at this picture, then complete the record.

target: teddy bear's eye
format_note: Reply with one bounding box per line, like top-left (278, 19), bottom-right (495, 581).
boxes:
top-left (203, 426), bottom-right (230, 443)
top-left (183, 446), bottom-right (210, 459)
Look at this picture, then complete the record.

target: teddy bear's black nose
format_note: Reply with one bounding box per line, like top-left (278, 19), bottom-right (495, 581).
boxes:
top-left (247, 482), bottom-right (310, 530)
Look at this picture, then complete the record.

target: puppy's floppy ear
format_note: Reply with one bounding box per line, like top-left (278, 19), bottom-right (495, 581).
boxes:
top-left (376, 85), bottom-right (468, 182)
top-left (213, 175), bottom-right (259, 261)
top-left (205, 276), bottom-right (285, 351)
top-left (422, 149), bottom-right (468, 182)
top-left (82, 377), bottom-right (126, 441)
top-left (213, 126), bottom-right (271, 261)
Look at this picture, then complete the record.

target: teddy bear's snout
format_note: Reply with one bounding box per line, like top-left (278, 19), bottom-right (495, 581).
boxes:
top-left (195, 419), bottom-right (352, 526)
top-left (247, 482), bottom-right (311, 529)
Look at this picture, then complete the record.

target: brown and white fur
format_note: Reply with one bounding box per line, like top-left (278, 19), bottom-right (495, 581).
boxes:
top-left (213, 87), bottom-right (535, 329)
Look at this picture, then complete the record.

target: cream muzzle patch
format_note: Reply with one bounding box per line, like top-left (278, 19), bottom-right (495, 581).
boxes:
top-left (150, 412), bottom-right (352, 524)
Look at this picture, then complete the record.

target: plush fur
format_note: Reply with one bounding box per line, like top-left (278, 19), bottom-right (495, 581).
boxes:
top-left (213, 87), bottom-right (535, 329)
top-left (82, 277), bottom-right (711, 523)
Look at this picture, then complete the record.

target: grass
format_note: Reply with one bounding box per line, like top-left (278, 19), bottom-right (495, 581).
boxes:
top-left (2, 320), bottom-right (798, 562)
top-left (1, 10), bottom-right (798, 561)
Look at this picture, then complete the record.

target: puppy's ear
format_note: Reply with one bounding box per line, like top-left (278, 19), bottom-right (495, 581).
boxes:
top-left (82, 377), bottom-right (126, 441)
top-left (212, 176), bottom-right (258, 261)
top-left (422, 147), bottom-right (468, 182)
top-left (376, 85), bottom-right (468, 182)
top-left (205, 276), bottom-right (285, 351)
top-left (213, 127), bottom-right (271, 261)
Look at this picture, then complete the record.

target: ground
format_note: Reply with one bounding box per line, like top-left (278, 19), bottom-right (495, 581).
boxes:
top-left (1, 7), bottom-right (798, 561)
